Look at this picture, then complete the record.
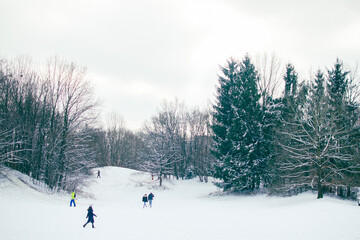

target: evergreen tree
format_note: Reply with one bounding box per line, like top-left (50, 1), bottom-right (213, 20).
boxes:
top-left (212, 58), bottom-right (239, 189)
top-left (284, 64), bottom-right (298, 98)
top-left (283, 63), bottom-right (299, 120)
top-left (327, 59), bottom-right (348, 114)
top-left (212, 56), bottom-right (267, 191)
top-left (270, 63), bottom-right (301, 194)
top-left (261, 96), bottom-right (282, 190)
top-left (327, 59), bottom-right (360, 197)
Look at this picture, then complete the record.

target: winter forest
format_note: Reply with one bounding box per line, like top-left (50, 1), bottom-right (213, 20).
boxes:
top-left (1, 54), bottom-right (360, 200)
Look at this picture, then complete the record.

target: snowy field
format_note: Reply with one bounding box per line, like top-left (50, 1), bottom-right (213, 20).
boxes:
top-left (1, 166), bottom-right (360, 240)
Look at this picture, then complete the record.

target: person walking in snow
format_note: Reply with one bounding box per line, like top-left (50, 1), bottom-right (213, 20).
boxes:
top-left (148, 192), bottom-right (155, 208)
top-left (70, 191), bottom-right (76, 207)
top-left (83, 205), bottom-right (97, 228)
top-left (97, 170), bottom-right (101, 178)
top-left (142, 194), bottom-right (148, 208)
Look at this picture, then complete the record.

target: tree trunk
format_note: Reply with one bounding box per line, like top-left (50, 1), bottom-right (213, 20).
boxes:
top-left (317, 180), bottom-right (323, 199)
top-left (204, 176), bottom-right (208, 183)
top-left (198, 175), bottom-right (203, 182)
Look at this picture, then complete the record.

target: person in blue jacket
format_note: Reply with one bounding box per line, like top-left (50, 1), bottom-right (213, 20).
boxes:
top-left (148, 192), bottom-right (155, 208)
top-left (83, 205), bottom-right (97, 228)
top-left (142, 194), bottom-right (148, 208)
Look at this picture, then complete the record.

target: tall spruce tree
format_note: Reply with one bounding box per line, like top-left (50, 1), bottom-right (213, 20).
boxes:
top-left (270, 63), bottom-right (300, 194)
top-left (327, 58), bottom-right (348, 115)
top-left (327, 59), bottom-right (360, 197)
top-left (276, 70), bottom-right (332, 198)
top-left (212, 58), bottom-right (238, 189)
top-left (283, 63), bottom-right (299, 120)
top-left (212, 56), bottom-right (267, 191)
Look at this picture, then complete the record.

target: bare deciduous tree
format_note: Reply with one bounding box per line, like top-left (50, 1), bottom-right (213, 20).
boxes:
top-left (277, 69), bottom-right (360, 198)
top-left (44, 57), bottom-right (99, 189)
top-left (187, 108), bottom-right (214, 182)
top-left (256, 53), bottom-right (283, 106)
top-left (139, 99), bottom-right (184, 186)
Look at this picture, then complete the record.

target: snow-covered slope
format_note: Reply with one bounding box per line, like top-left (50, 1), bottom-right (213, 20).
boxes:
top-left (1, 166), bottom-right (360, 240)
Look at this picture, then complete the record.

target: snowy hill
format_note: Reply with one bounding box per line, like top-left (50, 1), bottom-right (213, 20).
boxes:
top-left (1, 166), bottom-right (360, 240)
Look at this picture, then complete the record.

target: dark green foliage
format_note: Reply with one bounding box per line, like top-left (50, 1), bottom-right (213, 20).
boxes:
top-left (272, 60), bottom-right (360, 199)
top-left (212, 56), bottom-right (269, 192)
top-left (327, 58), bottom-right (349, 112)
top-left (284, 63), bottom-right (298, 99)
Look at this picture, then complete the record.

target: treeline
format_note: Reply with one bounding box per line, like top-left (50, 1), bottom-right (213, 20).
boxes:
top-left (0, 56), bottom-right (214, 191)
top-left (2, 54), bottom-right (360, 199)
top-left (0, 56), bottom-right (98, 191)
top-left (212, 55), bottom-right (360, 199)
top-left (87, 100), bottom-right (214, 186)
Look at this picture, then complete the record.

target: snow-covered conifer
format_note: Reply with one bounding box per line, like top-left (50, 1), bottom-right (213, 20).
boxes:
top-left (212, 56), bottom-right (268, 191)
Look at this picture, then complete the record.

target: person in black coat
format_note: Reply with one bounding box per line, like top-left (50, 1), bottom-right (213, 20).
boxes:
top-left (83, 205), bottom-right (97, 228)
top-left (148, 192), bottom-right (155, 208)
top-left (142, 194), bottom-right (148, 208)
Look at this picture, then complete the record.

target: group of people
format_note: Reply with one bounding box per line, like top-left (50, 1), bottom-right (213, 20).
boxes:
top-left (142, 192), bottom-right (155, 208)
top-left (70, 182), bottom-right (156, 229)
top-left (69, 170), bottom-right (158, 228)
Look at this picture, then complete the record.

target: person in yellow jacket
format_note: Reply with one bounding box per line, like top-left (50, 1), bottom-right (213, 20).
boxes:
top-left (70, 191), bottom-right (76, 207)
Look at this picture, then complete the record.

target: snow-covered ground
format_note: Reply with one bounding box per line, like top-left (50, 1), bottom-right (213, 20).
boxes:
top-left (1, 166), bottom-right (360, 240)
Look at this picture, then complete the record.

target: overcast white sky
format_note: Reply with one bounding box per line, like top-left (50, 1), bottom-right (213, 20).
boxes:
top-left (1, 0), bottom-right (360, 130)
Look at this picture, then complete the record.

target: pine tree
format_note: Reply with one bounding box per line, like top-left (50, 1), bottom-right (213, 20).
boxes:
top-left (327, 59), bottom-right (348, 114)
top-left (212, 58), bottom-right (239, 189)
top-left (327, 59), bottom-right (360, 198)
top-left (282, 64), bottom-right (299, 120)
top-left (270, 63), bottom-right (301, 194)
top-left (212, 56), bottom-right (267, 191)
